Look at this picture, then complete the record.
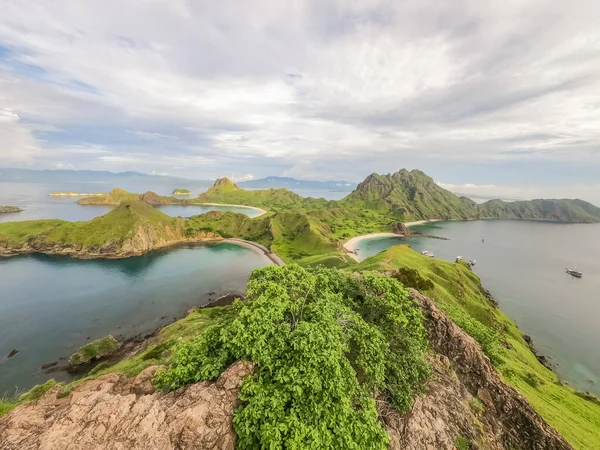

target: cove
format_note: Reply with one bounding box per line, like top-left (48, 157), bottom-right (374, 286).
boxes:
top-left (0, 242), bottom-right (272, 393)
top-left (353, 220), bottom-right (600, 395)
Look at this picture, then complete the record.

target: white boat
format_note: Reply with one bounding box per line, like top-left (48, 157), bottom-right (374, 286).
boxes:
top-left (421, 250), bottom-right (435, 257)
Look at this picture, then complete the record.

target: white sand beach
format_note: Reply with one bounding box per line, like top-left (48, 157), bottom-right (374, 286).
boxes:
top-left (343, 219), bottom-right (443, 261)
top-left (199, 203), bottom-right (267, 217)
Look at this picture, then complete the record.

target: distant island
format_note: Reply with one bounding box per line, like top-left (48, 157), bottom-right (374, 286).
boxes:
top-left (50, 192), bottom-right (106, 197)
top-left (0, 206), bottom-right (22, 214)
top-left (172, 188), bottom-right (192, 195)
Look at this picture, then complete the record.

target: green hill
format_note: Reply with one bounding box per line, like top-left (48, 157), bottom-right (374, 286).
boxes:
top-left (343, 169), bottom-right (479, 220)
top-left (353, 245), bottom-right (600, 449)
top-left (186, 210), bottom-right (341, 262)
top-left (343, 169), bottom-right (600, 223)
top-left (77, 188), bottom-right (185, 206)
top-left (479, 198), bottom-right (600, 222)
top-left (0, 201), bottom-right (216, 258)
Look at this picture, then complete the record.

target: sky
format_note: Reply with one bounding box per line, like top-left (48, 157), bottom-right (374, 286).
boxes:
top-left (1, 0), bottom-right (600, 203)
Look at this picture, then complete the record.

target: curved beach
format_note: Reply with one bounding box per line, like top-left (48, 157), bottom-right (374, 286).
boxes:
top-left (198, 202), bottom-right (267, 217)
top-left (343, 219), bottom-right (442, 261)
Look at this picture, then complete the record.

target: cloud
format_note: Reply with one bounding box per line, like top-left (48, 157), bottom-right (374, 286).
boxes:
top-left (0, 0), bottom-right (599, 202)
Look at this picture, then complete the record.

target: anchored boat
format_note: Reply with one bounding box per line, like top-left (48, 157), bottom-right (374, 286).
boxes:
top-left (565, 268), bottom-right (583, 278)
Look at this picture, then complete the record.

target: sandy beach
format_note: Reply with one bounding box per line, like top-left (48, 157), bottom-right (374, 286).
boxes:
top-left (343, 219), bottom-right (443, 261)
top-left (198, 202), bottom-right (267, 217)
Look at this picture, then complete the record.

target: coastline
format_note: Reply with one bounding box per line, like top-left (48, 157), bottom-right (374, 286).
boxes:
top-left (343, 219), bottom-right (444, 262)
top-left (196, 202), bottom-right (267, 217)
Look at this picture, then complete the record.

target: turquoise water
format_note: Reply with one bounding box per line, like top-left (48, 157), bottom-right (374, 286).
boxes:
top-left (0, 243), bottom-right (272, 393)
top-left (0, 182), bottom-right (261, 223)
top-left (356, 220), bottom-right (600, 395)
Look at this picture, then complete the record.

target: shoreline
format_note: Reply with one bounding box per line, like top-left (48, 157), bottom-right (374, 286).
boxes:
top-left (343, 220), bottom-right (444, 262)
top-left (0, 236), bottom-right (286, 266)
top-left (195, 202), bottom-right (267, 217)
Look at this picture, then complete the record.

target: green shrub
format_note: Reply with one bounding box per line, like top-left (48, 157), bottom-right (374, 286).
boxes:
top-left (444, 304), bottom-right (503, 365)
top-left (391, 266), bottom-right (434, 292)
top-left (0, 400), bottom-right (18, 416)
top-left (155, 265), bottom-right (430, 449)
top-left (522, 372), bottom-right (544, 389)
top-left (19, 380), bottom-right (57, 402)
top-left (470, 397), bottom-right (484, 414)
top-left (455, 435), bottom-right (471, 450)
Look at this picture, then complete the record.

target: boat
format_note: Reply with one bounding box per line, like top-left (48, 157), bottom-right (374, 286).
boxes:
top-left (565, 268), bottom-right (583, 278)
top-left (421, 250), bottom-right (435, 257)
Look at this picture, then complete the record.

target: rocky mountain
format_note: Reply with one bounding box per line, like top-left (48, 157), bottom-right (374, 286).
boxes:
top-left (344, 169), bottom-right (479, 220)
top-left (345, 169), bottom-right (600, 223)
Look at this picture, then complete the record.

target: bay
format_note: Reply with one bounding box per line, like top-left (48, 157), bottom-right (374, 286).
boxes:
top-left (0, 242), bottom-right (272, 393)
top-left (355, 220), bottom-right (600, 395)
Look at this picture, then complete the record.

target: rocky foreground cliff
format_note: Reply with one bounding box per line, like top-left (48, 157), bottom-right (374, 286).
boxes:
top-left (0, 291), bottom-right (570, 450)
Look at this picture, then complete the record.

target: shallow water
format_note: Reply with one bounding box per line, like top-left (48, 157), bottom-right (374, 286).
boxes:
top-left (0, 243), bottom-right (272, 393)
top-left (356, 220), bottom-right (600, 395)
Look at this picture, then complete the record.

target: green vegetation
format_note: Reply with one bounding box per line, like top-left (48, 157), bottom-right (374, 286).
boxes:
top-left (18, 380), bottom-right (57, 402)
top-left (172, 188), bottom-right (192, 195)
top-left (341, 169), bottom-right (600, 223)
top-left (478, 198), bottom-right (600, 222)
top-left (69, 335), bottom-right (120, 366)
top-left (0, 398), bottom-right (18, 416)
top-left (455, 435), bottom-right (472, 450)
top-left (155, 265), bottom-right (430, 449)
top-left (354, 245), bottom-right (600, 450)
top-left (0, 201), bottom-right (192, 256)
top-left (0, 206), bottom-right (22, 214)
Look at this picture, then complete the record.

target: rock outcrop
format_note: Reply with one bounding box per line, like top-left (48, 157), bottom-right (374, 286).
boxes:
top-left (0, 362), bottom-right (254, 450)
top-left (386, 290), bottom-right (571, 450)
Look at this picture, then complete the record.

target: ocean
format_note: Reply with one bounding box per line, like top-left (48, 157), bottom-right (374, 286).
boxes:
top-left (355, 220), bottom-right (600, 395)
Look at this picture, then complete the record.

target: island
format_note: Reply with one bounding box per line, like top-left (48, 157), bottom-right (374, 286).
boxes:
top-left (50, 192), bottom-right (106, 197)
top-left (0, 206), bottom-right (22, 214)
top-left (1, 168), bottom-right (600, 450)
top-left (172, 188), bottom-right (193, 195)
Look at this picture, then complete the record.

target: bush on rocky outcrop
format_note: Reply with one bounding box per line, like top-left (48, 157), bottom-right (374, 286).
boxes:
top-left (155, 265), bottom-right (430, 449)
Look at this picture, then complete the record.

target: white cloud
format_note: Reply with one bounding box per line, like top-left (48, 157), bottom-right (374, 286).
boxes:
top-left (0, 0), bottom-right (599, 195)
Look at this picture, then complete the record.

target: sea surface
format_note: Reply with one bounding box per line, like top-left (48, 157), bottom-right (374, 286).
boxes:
top-left (0, 181), bottom-right (265, 222)
top-left (355, 220), bottom-right (600, 395)
top-left (0, 242), bottom-right (272, 393)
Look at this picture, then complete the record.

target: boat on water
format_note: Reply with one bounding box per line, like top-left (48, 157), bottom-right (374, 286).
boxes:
top-left (565, 268), bottom-right (583, 278)
top-left (421, 250), bottom-right (436, 257)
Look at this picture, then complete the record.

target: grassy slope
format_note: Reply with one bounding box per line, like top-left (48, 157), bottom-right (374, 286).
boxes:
top-left (353, 245), bottom-right (600, 450)
top-left (0, 201), bottom-right (186, 252)
top-left (186, 210), bottom-right (341, 262)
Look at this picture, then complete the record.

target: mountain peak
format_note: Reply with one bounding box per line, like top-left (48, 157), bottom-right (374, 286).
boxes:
top-left (213, 177), bottom-right (239, 189)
